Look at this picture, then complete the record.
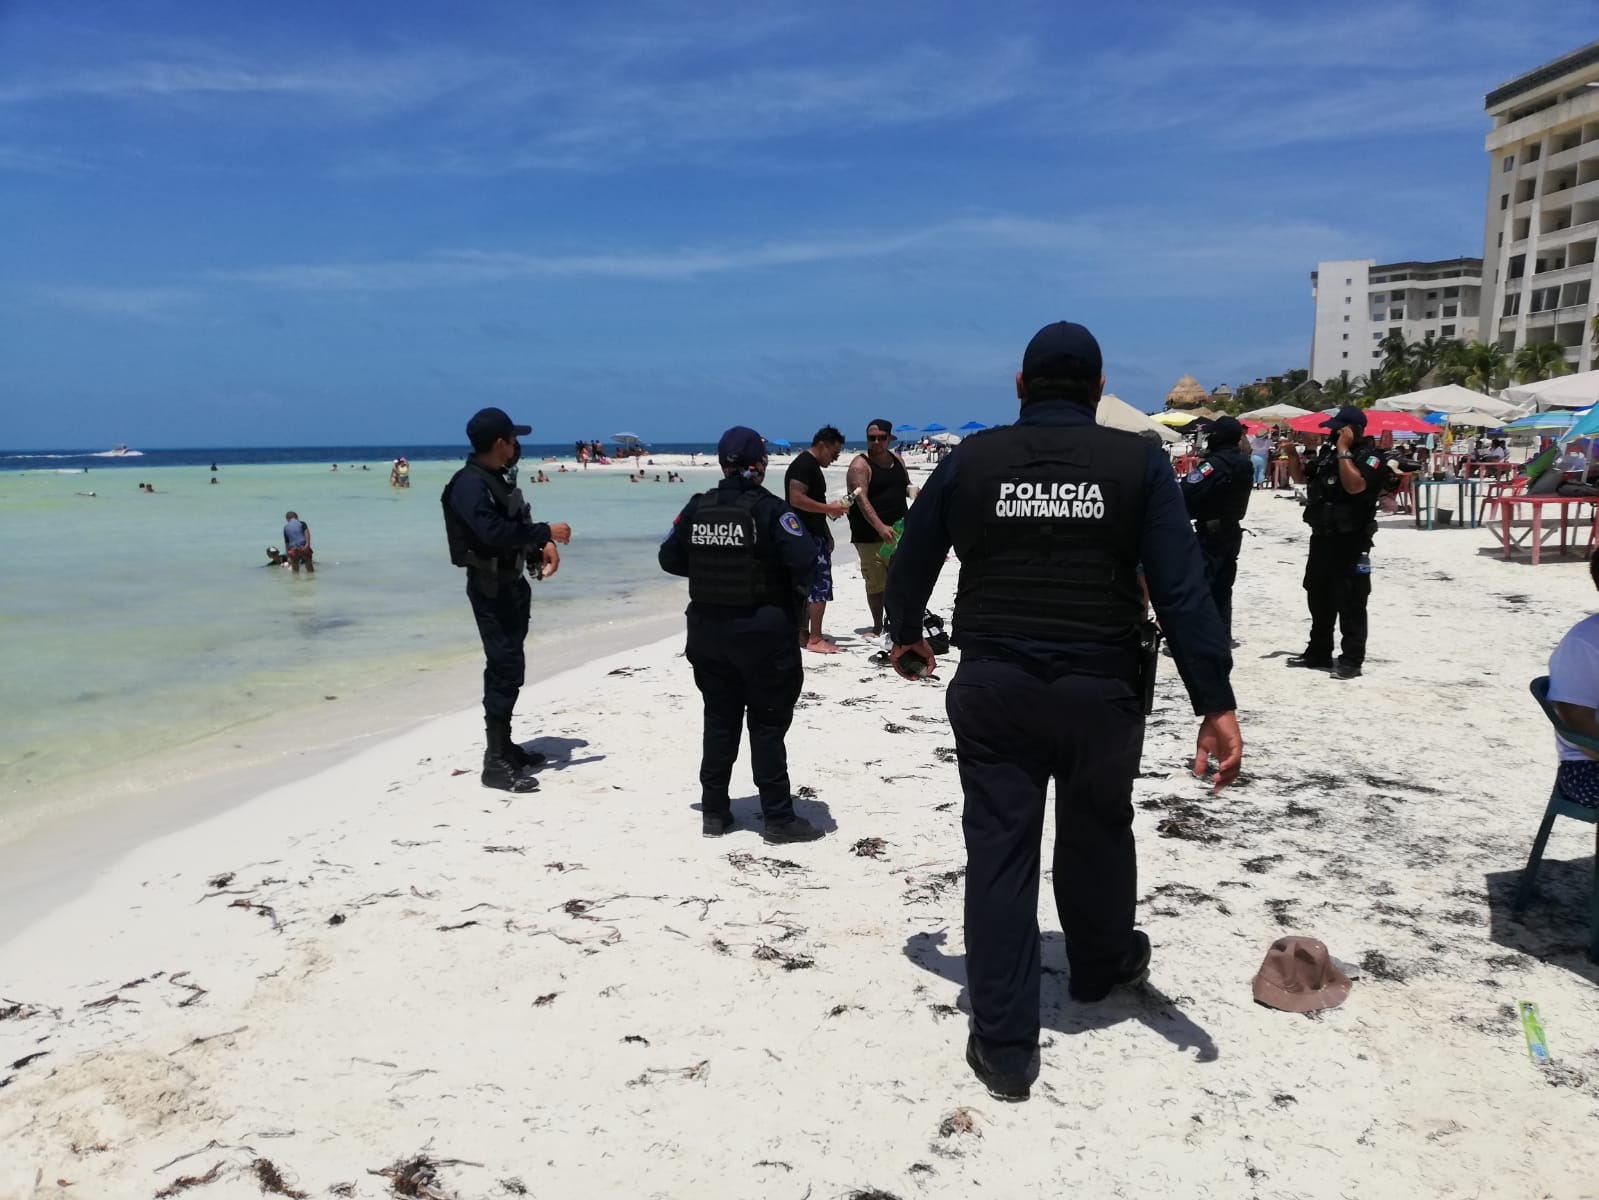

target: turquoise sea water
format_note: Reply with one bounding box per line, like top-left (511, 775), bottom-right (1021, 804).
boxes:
top-left (0, 457), bottom-right (715, 805)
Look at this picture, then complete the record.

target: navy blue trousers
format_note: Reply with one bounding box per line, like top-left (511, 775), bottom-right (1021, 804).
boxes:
top-left (686, 608), bottom-right (803, 823)
top-left (946, 657), bottom-right (1145, 1053)
top-left (467, 575), bottom-right (531, 722)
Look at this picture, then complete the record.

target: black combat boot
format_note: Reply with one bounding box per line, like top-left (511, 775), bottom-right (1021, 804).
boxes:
top-left (482, 720), bottom-right (540, 793)
top-left (498, 720), bottom-right (548, 771)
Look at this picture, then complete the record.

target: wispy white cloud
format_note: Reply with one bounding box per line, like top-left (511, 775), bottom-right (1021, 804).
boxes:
top-left (0, 50), bottom-right (493, 118)
top-left (36, 284), bottom-right (199, 320)
top-left (0, 144), bottom-right (92, 174)
top-left (203, 209), bottom-right (1363, 295)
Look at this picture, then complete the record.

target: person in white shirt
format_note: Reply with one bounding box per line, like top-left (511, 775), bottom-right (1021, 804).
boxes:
top-left (1248, 431), bottom-right (1272, 487)
top-left (1547, 553), bottom-right (1599, 807)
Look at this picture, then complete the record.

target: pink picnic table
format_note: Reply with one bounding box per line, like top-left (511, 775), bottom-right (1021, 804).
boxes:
top-left (1488, 493), bottom-right (1599, 565)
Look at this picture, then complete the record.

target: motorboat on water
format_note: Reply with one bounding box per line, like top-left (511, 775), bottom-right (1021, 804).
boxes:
top-left (93, 444), bottom-right (143, 457)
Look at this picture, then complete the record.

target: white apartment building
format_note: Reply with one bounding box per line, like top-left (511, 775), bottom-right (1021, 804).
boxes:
top-left (1309, 258), bottom-right (1482, 382)
top-left (1481, 41), bottom-right (1599, 371)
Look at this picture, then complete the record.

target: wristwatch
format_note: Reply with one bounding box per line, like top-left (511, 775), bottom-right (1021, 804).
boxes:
top-left (1337, 452), bottom-right (1355, 460)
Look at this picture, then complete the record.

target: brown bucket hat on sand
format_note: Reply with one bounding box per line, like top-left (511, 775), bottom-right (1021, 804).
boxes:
top-left (1251, 936), bottom-right (1352, 1013)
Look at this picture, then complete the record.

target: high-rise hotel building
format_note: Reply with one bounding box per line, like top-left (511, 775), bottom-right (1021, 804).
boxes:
top-left (1481, 41), bottom-right (1599, 371)
top-left (1309, 258), bottom-right (1482, 383)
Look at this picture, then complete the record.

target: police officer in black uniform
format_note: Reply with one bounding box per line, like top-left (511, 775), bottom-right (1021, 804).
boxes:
top-left (659, 427), bottom-right (825, 844)
top-left (1181, 415), bottom-right (1253, 639)
top-left (885, 322), bottom-right (1242, 1102)
top-left (441, 407), bottom-right (573, 792)
top-left (1283, 405), bottom-right (1384, 680)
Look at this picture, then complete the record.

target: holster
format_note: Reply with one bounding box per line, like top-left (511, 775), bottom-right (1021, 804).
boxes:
top-left (1138, 621), bottom-right (1163, 715)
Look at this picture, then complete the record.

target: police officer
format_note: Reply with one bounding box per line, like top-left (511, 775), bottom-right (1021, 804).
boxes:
top-left (1180, 415), bottom-right (1253, 639)
top-left (1282, 405), bottom-right (1384, 680)
top-left (441, 407), bottom-right (572, 792)
top-left (658, 427), bottom-right (824, 844)
top-left (885, 322), bottom-right (1242, 1102)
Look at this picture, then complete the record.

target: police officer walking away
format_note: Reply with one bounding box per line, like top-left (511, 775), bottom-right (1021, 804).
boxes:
top-left (659, 427), bottom-right (825, 844)
top-left (442, 407), bottom-right (572, 793)
top-left (1180, 415), bottom-right (1253, 639)
top-left (885, 321), bottom-right (1242, 1102)
top-left (1282, 405), bottom-right (1384, 680)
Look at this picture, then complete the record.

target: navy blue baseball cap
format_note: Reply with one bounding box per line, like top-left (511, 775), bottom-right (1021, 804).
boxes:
top-left (1207, 416), bottom-right (1244, 442)
top-left (1022, 321), bottom-right (1103, 382)
top-left (718, 426), bottom-right (767, 469)
top-left (466, 407), bottom-right (532, 444)
top-left (1321, 406), bottom-right (1367, 433)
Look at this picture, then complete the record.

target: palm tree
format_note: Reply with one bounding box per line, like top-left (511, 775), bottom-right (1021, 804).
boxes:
top-left (1511, 340), bottom-right (1574, 384)
top-left (1445, 341), bottom-right (1508, 392)
top-left (1321, 372), bottom-right (1356, 405)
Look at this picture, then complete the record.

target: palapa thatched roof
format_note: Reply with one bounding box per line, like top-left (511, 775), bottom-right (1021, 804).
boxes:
top-left (1165, 374), bottom-right (1208, 409)
top-left (1210, 384), bottom-right (1234, 402)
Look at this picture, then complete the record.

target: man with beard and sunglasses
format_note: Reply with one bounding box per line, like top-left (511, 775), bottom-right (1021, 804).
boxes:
top-left (846, 418), bottom-right (917, 638)
top-left (442, 407), bottom-right (572, 793)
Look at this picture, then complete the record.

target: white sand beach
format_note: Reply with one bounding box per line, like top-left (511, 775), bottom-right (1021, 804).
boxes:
top-left (4, 490), bottom-right (1599, 1200)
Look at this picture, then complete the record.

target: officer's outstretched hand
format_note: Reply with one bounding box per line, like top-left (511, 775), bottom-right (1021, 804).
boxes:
top-left (549, 522), bottom-right (572, 544)
top-left (540, 542), bottom-right (561, 579)
top-left (1192, 711), bottom-right (1242, 794)
top-left (890, 640), bottom-right (936, 681)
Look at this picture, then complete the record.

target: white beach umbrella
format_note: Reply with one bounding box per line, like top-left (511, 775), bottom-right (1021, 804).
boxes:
top-left (1098, 394), bottom-right (1179, 443)
top-left (1505, 370), bottom-right (1599, 411)
top-left (1370, 384), bottom-right (1518, 419)
top-left (1244, 403), bottom-right (1315, 421)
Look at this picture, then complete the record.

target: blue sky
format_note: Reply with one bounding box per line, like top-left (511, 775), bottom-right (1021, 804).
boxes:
top-left (1, 0), bottom-right (1588, 447)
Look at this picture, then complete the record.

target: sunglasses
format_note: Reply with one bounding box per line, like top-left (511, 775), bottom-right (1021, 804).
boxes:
top-left (867, 433), bottom-right (891, 442)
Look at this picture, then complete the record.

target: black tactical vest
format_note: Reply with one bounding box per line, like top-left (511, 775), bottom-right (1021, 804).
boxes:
top-left (1303, 441), bottom-right (1379, 536)
top-left (1190, 447), bottom-right (1252, 525)
top-left (687, 488), bottom-right (785, 607)
top-left (950, 422), bottom-right (1147, 644)
top-left (441, 460), bottom-right (531, 573)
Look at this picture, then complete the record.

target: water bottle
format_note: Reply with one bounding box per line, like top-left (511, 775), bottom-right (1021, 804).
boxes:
top-left (1356, 553), bottom-right (1372, 576)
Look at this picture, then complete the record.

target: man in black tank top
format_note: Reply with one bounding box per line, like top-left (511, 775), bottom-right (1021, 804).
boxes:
top-left (846, 418), bottom-right (917, 636)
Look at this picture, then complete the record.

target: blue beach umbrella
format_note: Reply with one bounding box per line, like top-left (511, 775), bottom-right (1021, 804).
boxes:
top-left (922, 423), bottom-right (948, 433)
top-left (768, 438), bottom-right (791, 449)
top-left (1504, 410), bottom-right (1580, 433)
top-left (956, 421), bottom-right (987, 432)
top-left (893, 423), bottom-right (919, 433)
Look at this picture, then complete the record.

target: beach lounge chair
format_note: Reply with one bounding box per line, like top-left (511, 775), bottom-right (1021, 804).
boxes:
top-left (1517, 676), bottom-right (1599, 961)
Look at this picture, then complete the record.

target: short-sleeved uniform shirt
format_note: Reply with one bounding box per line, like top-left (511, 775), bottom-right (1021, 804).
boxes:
top-left (783, 450), bottom-right (830, 539)
top-left (1548, 613), bottom-right (1599, 762)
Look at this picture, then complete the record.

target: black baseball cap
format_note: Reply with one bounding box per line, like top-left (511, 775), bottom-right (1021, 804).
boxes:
top-left (466, 407), bottom-right (532, 444)
top-left (1022, 321), bottom-right (1103, 382)
top-left (718, 425), bottom-right (767, 469)
top-left (1321, 406), bottom-right (1367, 433)
top-left (1207, 416), bottom-right (1244, 442)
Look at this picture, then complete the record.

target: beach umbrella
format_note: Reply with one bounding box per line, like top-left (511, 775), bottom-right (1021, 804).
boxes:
top-left (1503, 410), bottom-right (1581, 432)
top-left (893, 423), bottom-right (919, 433)
top-left (1505, 369), bottom-right (1599, 410)
top-left (1442, 410), bottom-right (1509, 428)
top-left (612, 432), bottom-right (643, 444)
top-left (1370, 384), bottom-right (1519, 420)
top-left (956, 420), bottom-right (987, 432)
top-left (1245, 403), bottom-right (1315, 421)
top-left (930, 432), bottom-right (962, 445)
top-left (1287, 410), bottom-right (1434, 436)
top-left (1098, 394), bottom-right (1179, 443)
top-left (921, 423), bottom-right (948, 433)
top-left (1152, 410), bottom-right (1198, 427)
top-left (768, 438), bottom-right (791, 449)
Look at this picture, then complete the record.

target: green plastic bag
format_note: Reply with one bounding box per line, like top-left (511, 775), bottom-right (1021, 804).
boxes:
top-left (877, 518), bottom-right (905, 562)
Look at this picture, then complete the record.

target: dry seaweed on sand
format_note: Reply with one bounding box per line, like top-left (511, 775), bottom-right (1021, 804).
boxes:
top-left (626, 1059), bottom-right (710, 1087)
top-left (903, 869), bottom-right (965, 904)
top-left (250, 1158), bottom-right (308, 1197)
top-left (227, 898), bottom-right (284, 933)
top-left (370, 1154), bottom-right (481, 1199)
top-left (847, 1190), bottom-right (905, 1200)
top-left (726, 852), bottom-right (807, 877)
top-left (851, 837), bottom-right (888, 859)
top-left (752, 944), bottom-right (814, 970)
top-left (937, 1107), bottom-right (981, 1139)
top-left (153, 1162), bottom-right (224, 1197)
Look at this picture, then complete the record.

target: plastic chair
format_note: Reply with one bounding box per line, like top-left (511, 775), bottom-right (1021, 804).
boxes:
top-left (1517, 676), bottom-right (1599, 961)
